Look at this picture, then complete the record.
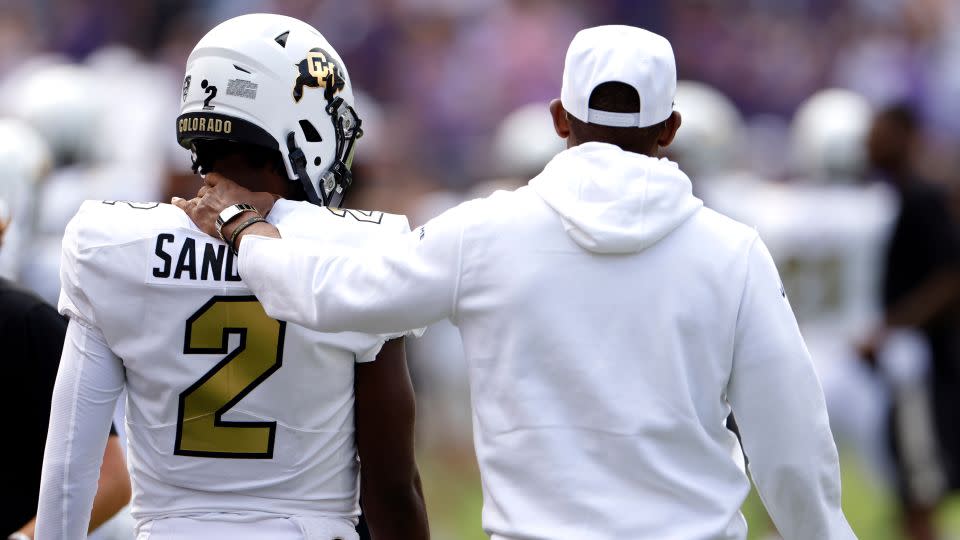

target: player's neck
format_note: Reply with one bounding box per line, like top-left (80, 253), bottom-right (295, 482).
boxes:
top-left (217, 165), bottom-right (289, 199)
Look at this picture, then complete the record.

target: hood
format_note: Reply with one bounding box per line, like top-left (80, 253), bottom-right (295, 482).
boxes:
top-left (530, 142), bottom-right (703, 254)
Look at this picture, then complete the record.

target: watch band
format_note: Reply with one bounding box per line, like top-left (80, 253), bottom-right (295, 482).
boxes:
top-left (228, 215), bottom-right (268, 255)
top-left (216, 203), bottom-right (259, 243)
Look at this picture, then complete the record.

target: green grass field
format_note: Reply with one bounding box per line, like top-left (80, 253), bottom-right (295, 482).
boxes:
top-left (418, 448), bottom-right (960, 539)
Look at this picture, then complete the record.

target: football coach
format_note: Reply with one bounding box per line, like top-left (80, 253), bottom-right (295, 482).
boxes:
top-left (179, 25), bottom-right (856, 540)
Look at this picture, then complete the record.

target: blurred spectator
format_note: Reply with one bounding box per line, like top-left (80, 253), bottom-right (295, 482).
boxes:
top-left (861, 103), bottom-right (960, 540)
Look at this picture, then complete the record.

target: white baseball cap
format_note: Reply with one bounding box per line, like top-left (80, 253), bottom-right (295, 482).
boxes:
top-left (561, 25), bottom-right (677, 128)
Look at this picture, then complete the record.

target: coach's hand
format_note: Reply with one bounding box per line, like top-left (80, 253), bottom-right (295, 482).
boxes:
top-left (173, 173), bottom-right (278, 239)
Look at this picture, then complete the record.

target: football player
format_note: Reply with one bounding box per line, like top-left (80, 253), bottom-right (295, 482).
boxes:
top-left (0, 59), bottom-right (110, 304)
top-left (36, 14), bottom-right (427, 540)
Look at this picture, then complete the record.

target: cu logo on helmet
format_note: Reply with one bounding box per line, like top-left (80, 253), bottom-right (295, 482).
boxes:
top-left (293, 47), bottom-right (345, 103)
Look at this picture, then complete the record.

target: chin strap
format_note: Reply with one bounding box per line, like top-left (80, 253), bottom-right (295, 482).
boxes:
top-left (287, 132), bottom-right (316, 202)
top-left (287, 96), bottom-right (363, 208)
top-left (189, 144), bottom-right (202, 174)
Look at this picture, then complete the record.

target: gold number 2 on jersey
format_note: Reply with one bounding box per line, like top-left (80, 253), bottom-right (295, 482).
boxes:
top-left (175, 296), bottom-right (286, 458)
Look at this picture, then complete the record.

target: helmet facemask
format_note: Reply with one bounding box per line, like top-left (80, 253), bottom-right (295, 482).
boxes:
top-left (286, 96), bottom-right (362, 208)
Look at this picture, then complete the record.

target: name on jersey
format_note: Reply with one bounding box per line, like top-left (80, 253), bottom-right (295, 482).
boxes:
top-left (148, 233), bottom-right (243, 286)
top-left (177, 116), bottom-right (233, 135)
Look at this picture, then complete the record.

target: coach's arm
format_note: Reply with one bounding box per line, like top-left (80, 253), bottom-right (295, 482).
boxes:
top-left (176, 174), bottom-right (461, 334)
top-left (726, 237), bottom-right (856, 539)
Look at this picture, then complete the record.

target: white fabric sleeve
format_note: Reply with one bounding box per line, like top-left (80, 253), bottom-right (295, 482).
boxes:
top-left (57, 213), bottom-right (97, 326)
top-left (239, 205), bottom-right (464, 335)
top-left (726, 238), bottom-right (855, 539)
top-left (36, 320), bottom-right (125, 540)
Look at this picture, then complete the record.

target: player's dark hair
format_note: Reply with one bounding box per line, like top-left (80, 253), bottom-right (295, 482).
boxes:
top-left (567, 82), bottom-right (667, 155)
top-left (192, 139), bottom-right (308, 201)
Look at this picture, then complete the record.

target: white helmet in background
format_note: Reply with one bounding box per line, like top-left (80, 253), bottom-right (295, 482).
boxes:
top-left (86, 44), bottom-right (177, 199)
top-left (490, 102), bottom-right (565, 180)
top-left (3, 59), bottom-right (104, 164)
top-left (177, 13), bottom-right (362, 207)
top-left (0, 118), bottom-right (52, 225)
top-left (669, 81), bottom-right (745, 179)
top-left (789, 89), bottom-right (873, 182)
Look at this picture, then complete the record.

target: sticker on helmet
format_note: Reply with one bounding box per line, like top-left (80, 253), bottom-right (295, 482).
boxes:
top-left (293, 47), bottom-right (345, 103)
top-left (182, 75), bottom-right (191, 102)
top-left (226, 79), bottom-right (258, 100)
top-left (201, 79), bottom-right (217, 110)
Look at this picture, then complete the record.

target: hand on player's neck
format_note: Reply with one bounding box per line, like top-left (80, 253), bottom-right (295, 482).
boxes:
top-left (205, 154), bottom-right (290, 199)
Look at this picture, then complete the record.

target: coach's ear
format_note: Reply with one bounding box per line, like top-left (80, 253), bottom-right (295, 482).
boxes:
top-left (550, 99), bottom-right (572, 145)
top-left (658, 111), bottom-right (682, 149)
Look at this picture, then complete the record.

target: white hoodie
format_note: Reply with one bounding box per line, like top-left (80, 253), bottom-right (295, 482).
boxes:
top-left (531, 142), bottom-right (702, 254)
top-left (240, 142), bottom-right (856, 540)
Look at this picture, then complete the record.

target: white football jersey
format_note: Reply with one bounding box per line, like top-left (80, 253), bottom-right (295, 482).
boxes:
top-left (701, 176), bottom-right (897, 341)
top-left (58, 198), bottom-right (409, 524)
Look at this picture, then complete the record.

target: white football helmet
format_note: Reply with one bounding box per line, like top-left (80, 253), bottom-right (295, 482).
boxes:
top-left (669, 81), bottom-right (745, 179)
top-left (0, 118), bottom-right (52, 224)
top-left (177, 13), bottom-right (362, 207)
top-left (789, 89), bottom-right (873, 182)
top-left (2, 58), bottom-right (104, 164)
top-left (490, 102), bottom-right (565, 179)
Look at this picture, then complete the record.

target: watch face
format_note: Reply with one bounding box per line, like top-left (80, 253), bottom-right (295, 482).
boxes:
top-left (217, 204), bottom-right (258, 238)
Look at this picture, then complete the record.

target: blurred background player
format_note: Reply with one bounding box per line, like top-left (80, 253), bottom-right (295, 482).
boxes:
top-left (0, 116), bottom-right (50, 279)
top-left (861, 103), bottom-right (960, 540)
top-left (36, 14), bottom-right (427, 540)
top-left (667, 80), bottom-right (753, 198)
top-left (680, 85), bottom-right (899, 479)
top-left (485, 101), bottom-right (566, 190)
top-left (0, 118), bottom-right (133, 540)
top-left (0, 55), bottom-right (172, 304)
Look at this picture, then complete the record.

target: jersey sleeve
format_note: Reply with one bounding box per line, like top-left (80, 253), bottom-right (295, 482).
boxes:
top-left (36, 319), bottom-right (125, 540)
top-left (240, 201), bottom-right (466, 335)
top-left (58, 208), bottom-right (98, 325)
top-left (726, 237), bottom-right (856, 539)
top-left (352, 211), bottom-right (429, 341)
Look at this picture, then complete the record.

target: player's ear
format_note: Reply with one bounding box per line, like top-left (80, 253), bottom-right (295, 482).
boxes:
top-left (658, 111), bottom-right (682, 148)
top-left (550, 99), bottom-right (571, 142)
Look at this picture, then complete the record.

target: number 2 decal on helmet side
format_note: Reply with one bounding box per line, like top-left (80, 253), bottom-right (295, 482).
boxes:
top-left (201, 79), bottom-right (217, 111)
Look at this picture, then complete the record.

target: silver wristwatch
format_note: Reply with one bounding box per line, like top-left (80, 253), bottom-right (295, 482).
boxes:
top-left (216, 203), bottom-right (259, 243)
